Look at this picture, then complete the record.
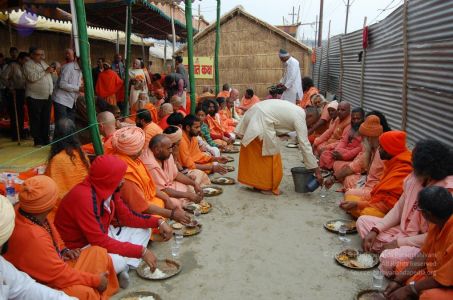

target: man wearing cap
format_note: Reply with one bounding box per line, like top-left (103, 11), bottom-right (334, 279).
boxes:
top-left (95, 60), bottom-right (123, 106)
top-left (277, 49), bottom-right (303, 104)
top-left (4, 175), bottom-right (119, 299)
top-left (339, 130), bottom-right (413, 218)
top-left (143, 134), bottom-right (204, 207)
top-left (358, 139), bottom-right (453, 276)
top-left (235, 99), bottom-right (322, 195)
top-left (111, 126), bottom-right (190, 225)
top-left (319, 107), bottom-right (365, 170)
top-left (0, 195), bottom-right (77, 299)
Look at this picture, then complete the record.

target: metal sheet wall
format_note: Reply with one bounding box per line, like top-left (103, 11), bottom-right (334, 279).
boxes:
top-left (363, 6), bottom-right (404, 130)
top-left (311, 0), bottom-right (453, 147)
top-left (406, 0), bottom-right (453, 146)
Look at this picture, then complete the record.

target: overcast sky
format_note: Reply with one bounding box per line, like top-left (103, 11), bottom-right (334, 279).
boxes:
top-left (192, 0), bottom-right (403, 43)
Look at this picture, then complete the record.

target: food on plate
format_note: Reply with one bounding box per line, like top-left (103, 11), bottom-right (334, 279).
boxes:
top-left (143, 267), bottom-right (166, 279)
top-left (171, 223), bottom-right (183, 230)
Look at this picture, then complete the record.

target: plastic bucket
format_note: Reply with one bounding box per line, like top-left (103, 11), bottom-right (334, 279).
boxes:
top-left (291, 167), bottom-right (314, 193)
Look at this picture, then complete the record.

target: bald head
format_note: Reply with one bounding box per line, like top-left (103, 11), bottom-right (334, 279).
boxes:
top-left (337, 101), bottom-right (351, 121)
top-left (161, 103), bottom-right (173, 115)
top-left (97, 111), bottom-right (116, 136)
top-left (170, 95), bottom-right (183, 107)
top-left (229, 88), bottom-right (239, 101)
top-left (150, 134), bottom-right (173, 160)
top-left (305, 106), bottom-right (320, 127)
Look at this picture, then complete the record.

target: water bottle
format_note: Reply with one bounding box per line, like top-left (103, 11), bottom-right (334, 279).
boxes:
top-left (5, 174), bottom-right (16, 202)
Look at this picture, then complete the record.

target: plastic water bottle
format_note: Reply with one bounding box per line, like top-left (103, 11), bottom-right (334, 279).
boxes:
top-left (5, 174), bottom-right (16, 203)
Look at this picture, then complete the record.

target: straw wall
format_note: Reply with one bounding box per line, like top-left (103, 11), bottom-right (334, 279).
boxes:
top-left (0, 24), bottom-right (148, 67)
top-left (178, 14), bottom-right (310, 98)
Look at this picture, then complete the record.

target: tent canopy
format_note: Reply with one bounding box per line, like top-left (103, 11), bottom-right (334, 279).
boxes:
top-left (0, 0), bottom-right (196, 39)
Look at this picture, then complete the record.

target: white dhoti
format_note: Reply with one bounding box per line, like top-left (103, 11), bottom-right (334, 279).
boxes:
top-left (108, 226), bottom-right (151, 273)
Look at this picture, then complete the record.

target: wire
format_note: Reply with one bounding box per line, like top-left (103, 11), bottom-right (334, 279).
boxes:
top-left (370, 0), bottom-right (403, 24)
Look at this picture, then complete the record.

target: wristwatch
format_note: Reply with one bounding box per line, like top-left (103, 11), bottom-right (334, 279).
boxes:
top-left (409, 281), bottom-right (418, 295)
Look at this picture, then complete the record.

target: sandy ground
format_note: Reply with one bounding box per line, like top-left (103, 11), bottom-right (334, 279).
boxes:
top-left (113, 145), bottom-right (381, 300)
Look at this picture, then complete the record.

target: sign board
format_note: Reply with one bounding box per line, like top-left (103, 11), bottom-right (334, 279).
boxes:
top-left (183, 56), bottom-right (214, 79)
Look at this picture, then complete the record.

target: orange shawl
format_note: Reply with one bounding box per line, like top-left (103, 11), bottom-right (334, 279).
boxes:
top-left (240, 95), bottom-right (260, 111)
top-left (95, 69), bottom-right (123, 98)
top-left (206, 114), bottom-right (225, 137)
top-left (116, 154), bottom-right (157, 205)
top-left (300, 86), bottom-right (319, 108)
top-left (177, 132), bottom-right (213, 169)
top-left (369, 150), bottom-right (413, 212)
top-left (219, 109), bottom-right (235, 133)
top-left (217, 90), bottom-right (230, 98)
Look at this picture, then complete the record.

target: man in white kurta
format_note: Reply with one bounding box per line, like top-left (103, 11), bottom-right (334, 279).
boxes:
top-left (278, 49), bottom-right (303, 104)
top-left (235, 100), bottom-right (321, 194)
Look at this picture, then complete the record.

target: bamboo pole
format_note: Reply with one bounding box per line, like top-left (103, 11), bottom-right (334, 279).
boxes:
top-left (123, 3), bottom-right (132, 117)
top-left (73, 0), bottom-right (103, 155)
top-left (171, 5), bottom-right (176, 71)
top-left (339, 37), bottom-right (344, 101)
top-left (359, 17), bottom-right (367, 108)
top-left (185, 0), bottom-right (196, 114)
top-left (326, 20), bottom-right (331, 93)
top-left (214, 0), bottom-right (221, 94)
top-left (401, 0), bottom-right (409, 130)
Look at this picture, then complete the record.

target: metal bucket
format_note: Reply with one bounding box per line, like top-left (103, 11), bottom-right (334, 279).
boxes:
top-left (291, 167), bottom-right (314, 193)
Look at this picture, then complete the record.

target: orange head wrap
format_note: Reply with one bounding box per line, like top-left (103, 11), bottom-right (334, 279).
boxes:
top-left (379, 130), bottom-right (407, 156)
top-left (111, 126), bottom-right (146, 156)
top-left (359, 115), bottom-right (383, 137)
top-left (19, 175), bottom-right (58, 214)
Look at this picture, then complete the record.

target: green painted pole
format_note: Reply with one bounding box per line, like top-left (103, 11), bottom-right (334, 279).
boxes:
top-left (185, 0), bottom-right (196, 114)
top-left (214, 0), bottom-right (221, 95)
top-left (73, 0), bottom-right (103, 155)
top-left (123, 3), bottom-right (132, 117)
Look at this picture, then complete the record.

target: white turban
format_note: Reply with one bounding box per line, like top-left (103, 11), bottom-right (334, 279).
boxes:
top-left (0, 195), bottom-right (15, 246)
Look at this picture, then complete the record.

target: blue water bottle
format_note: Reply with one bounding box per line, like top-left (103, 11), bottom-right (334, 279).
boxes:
top-left (5, 174), bottom-right (16, 202)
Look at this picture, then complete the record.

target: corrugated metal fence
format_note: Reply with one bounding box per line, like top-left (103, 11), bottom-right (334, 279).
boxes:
top-left (313, 0), bottom-right (453, 147)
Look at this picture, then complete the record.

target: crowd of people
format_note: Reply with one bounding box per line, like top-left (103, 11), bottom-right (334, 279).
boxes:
top-left (0, 47), bottom-right (452, 300)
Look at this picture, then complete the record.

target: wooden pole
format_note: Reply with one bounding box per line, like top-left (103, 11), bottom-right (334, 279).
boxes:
top-left (317, 0), bottom-right (324, 47)
top-left (214, 0), bottom-right (221, 94)
top-left (314, 15), bottom-right (318, 48)
top-left (116, 31), bottom-right (120, 54)
top-left (344, 0), bottom-right (350, 34)
top-left (123, 3), bottom-right (132, 117)
top-left (73, 0), bottom-right (103, 155)
top-left (8, 14), bottom-right (13, 47)
top-left (359, 17), bottom-right (367, 108)
top-left (401, 0), bottom-right (409, 130)
top-left (198, 4), bottom-right (201, 32)
top-left (185, 0), bottom-right (196, 114)
top-left (326, 20), bottom-right (331, 93)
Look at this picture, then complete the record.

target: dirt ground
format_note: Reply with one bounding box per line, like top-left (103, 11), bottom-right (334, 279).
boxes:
top-left (113, 145), bottom-right (381, 300)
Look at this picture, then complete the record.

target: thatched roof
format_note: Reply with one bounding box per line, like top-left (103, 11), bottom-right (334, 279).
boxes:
top-left (177, 5), bottom-right (311, 54)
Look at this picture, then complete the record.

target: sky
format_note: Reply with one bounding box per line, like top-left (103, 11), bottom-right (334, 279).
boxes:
top-left (190, 0), bottom-right (403, 45)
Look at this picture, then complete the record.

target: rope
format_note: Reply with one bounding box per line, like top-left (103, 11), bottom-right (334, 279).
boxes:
top-left (0, 109), bottom-right (148, 169)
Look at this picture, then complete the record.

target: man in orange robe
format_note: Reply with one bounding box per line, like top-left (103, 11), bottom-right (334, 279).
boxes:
top-left (340, 131), bottom-right (413, 218)
top-left (216, 97), bottom-right (237, 133)
top-left (135, 109), bottom-right (163, 148)
top-left (202, 99), bottom-right (234, 142)
top-left (4, 176), bottom-right (118, 300)
top-left (384, 186), bottom-right (453, 300)
top-left (313, 101), bottom-right (351, 155)
top-left (217, 83), bottom-right (230, 98)
top-left (237, 88), bottom-right (260, 115)
top-left (111, 126), bottom-right (190, 224)
top-left (298, 77), bottom-right (319, 108)
top-left (95, 61), bottom-right (123, 106)
top-left (178, 115), bottom-right (229, 174)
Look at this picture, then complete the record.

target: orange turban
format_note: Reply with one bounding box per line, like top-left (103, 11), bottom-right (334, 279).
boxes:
top-left (379, 130), bottom-right (407, 156)
top-left (165, 126), bottom-right (182, 144)
top-left (359, 115), bottom-right (383, 137)
top-left (111, 126), bottom-right (145, 156)
top-left (19, 175), bottom-right (58, 214)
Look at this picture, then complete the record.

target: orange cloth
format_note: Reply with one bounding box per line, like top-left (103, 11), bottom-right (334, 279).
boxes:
top-left (143, 122), bottom-right (163, 149)
top-left (217, 91), bottom-right (230, 98)
top-left (117, 154), bottom-right (164, 213)
top-left (379, 131), bottom-right (407, 156)
top-left (238, 95), bottom-right (260, 114)
top-left (393, 216), bottom-right (453, 300)
top-left (177, 132), bottom-right (213, 170)
top-left (145, 103), bottom-right (159, 123)
top-left (314, 115), bottom-right (351, 154)
top-left (219, 108), bottom-right (236, 133)
top-left (46, 150), bottom-right (89, 200)
top-left (4, 212), bottom-right (118, 300)
top-left (19, 175), bottom-right (58, 214)
top-left (206, 114), bottom-right (225, 138)
top-left (238, 138), bottom-right (283, 195)
top-left (158, 115), bottom-right (170, 130)
top-left (299, 86), bottom-right (319, 108)
top-left (95, 69), bottom-right (123, 105)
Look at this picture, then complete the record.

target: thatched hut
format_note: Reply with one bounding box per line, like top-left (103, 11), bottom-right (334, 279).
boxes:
top-left (176, 6), bottom-right (311, 97)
